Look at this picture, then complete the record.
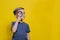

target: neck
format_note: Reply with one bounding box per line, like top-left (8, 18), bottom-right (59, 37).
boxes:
top-left (19, 19), bottom-right (23, 23)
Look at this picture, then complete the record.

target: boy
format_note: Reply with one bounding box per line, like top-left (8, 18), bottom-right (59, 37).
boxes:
top-left (11, 7), bottom-right (30, 40)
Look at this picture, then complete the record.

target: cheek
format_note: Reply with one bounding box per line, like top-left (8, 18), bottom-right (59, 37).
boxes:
top-left (21, 15), bottom-right (25, 19)
top-left (23, 14), bottom-right (25, 17)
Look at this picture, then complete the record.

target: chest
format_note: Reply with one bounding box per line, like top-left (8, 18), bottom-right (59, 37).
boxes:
top-left (16, 23), bottom-right (27, 33)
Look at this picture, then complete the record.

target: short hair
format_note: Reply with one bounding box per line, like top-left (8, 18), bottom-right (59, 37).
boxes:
top-left (13, 7), bottom-right (24, 15)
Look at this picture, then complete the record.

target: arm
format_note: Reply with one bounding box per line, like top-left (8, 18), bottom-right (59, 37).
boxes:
top-left (12, 17), bottom-right (21, 33)
top-left (12, 21), bottom-right (19, 33)
top-left (26, 24), bottom-right (31, 40)
top-left (27, 33), bottom-right (30, 40)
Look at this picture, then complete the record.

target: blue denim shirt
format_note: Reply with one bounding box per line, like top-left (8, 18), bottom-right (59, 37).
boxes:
top-left (12, 22), bottom-right (30, 40)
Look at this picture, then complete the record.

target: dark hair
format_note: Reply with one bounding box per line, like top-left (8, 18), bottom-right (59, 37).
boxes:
top-left (13, 7), bottom-right (24, 15)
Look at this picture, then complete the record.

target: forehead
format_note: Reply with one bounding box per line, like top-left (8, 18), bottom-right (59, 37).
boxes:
top-left (18, 9), bottom-right (24, 12)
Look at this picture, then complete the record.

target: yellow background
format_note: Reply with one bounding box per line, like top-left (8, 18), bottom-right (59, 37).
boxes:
top-left (0, 0), bottom-right (60, 40)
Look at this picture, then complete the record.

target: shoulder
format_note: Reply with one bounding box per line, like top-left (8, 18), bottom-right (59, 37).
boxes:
top-left (11, 21), bottom-right (15, 24)
top-left (23, 22), bottom-right (29, 26)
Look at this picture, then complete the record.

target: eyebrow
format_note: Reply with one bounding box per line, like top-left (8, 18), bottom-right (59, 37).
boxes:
top-left (17, 11), bottom-right (25, 14)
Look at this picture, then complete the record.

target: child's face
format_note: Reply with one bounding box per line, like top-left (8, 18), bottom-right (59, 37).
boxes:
top-left (15, 9), bottom-right (25, 20)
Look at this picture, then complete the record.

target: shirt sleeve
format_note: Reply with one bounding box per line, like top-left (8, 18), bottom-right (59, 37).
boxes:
top-left (26, 24), bottom-right (30, 33)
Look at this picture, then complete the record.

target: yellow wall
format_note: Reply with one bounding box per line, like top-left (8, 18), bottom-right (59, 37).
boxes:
top-left (0, 0), bottom-right (60, 40)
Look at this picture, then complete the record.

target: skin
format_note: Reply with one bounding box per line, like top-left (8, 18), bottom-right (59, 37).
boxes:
top-left (12, 9), bottom-right (30, 40)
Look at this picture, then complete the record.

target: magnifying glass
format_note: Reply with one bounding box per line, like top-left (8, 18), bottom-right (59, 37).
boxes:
top-left (18, 11), bottom-right (23, 17)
